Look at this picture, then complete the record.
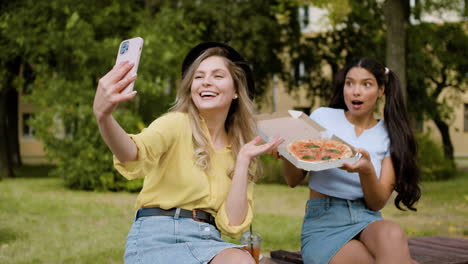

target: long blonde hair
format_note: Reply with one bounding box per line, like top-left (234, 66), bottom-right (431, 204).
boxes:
top-left (170, 47), bottom-right (259, 181)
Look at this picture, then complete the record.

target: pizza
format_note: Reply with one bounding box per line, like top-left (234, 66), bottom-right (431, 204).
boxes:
top-left (287, 139), bottom-right (353, 163)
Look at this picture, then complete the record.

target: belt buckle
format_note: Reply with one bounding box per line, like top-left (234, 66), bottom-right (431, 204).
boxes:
top-left (191, 209), bottom-right (203, 223)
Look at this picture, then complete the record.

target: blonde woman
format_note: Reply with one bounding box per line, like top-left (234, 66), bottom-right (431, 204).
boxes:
top-left (93, 42), bottom-right (283, 264)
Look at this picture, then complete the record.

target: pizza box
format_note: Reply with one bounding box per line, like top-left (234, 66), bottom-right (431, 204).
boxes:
top-left (256, 110), bottom-right (360, 171)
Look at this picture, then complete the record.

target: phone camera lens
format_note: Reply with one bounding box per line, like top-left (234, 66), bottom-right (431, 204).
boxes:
top-left (120, 41), bottom-right (129, 55)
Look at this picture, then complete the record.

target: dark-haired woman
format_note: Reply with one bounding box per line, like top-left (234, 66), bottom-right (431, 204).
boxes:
top-left (282, 58), bottom-right (420, 264)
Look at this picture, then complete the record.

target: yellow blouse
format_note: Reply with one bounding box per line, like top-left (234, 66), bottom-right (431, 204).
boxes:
top-left (114, 111), bottom-right (254, 237)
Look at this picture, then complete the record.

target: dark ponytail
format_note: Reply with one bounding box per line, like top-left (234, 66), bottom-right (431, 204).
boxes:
top-left (330, 58), bottom-right (421, 211)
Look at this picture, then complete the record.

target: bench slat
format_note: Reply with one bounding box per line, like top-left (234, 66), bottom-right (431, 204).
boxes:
top-left (409, 238), bottom-right (468, 256)
top-left (268, 236), bottom-right (468, 264)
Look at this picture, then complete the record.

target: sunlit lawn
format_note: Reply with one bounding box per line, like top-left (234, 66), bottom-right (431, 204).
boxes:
top-left (0, 168), bottom-right (466, 263)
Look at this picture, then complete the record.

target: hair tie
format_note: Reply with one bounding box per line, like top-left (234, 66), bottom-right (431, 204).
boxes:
top-left (385, 67), bottom-right (390, 74)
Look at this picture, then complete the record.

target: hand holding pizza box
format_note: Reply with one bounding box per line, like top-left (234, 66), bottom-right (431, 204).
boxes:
top-left (256, 110), bottom-right (360, 171)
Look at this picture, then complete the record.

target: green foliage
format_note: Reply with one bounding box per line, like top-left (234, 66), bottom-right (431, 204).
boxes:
top-left (0, 0), bottom-right (148, 190)
top-left (1, 0), bottom-right (302, 191)
top-left (407, 21), bottom-right (467, 161)
top-left (285, 0), bottom-right (386, 102)
top-left (29, 99), bottom-right (141, 190)
top-left (416, 133), bottom-right (456, 181)
top-left (408, 22), bottom-right (468, 120)
top-left (257, 155), bottom-right (285, 184)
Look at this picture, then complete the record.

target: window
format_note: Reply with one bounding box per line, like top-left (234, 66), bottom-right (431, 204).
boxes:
top-left (298, 6), bottom-right (310, 31)
top-left (63, 117), bottom-right (76, 138)
top-left (22, 113), bottom-right (34, 138)
top-left (464, 104), bottom-right (468, 132)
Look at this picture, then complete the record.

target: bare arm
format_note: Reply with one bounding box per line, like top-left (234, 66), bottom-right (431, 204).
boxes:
top-left (282, 157), bottom-right (307, 187)
top-left (93, 61), bottom-right (139, 162)
top-left (341, 149), bottom-right (395, 211)
top-left (224, 136), bottom-right (284, 225)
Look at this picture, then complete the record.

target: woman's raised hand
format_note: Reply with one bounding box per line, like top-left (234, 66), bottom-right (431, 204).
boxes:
top-left (93, 61), bottom-right (138, 121)
top-left (239, 135), bottom-right (285, 161)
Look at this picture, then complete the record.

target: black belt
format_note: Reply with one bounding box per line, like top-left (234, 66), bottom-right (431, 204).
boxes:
top-left (136, 207), bottom-right (216, 228)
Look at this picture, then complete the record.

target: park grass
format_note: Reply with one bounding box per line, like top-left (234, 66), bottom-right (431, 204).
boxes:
top-left (0, 169), bottom-right (467, 263)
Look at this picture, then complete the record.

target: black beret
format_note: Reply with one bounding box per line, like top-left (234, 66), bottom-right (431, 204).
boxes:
top-left (181, 42), bottom-right (255, 99)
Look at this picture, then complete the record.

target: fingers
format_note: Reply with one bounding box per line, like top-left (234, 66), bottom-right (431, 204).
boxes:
top-left (354, 148), bottom-right (370, 160)
top-left (340, 163), bottom-right (350, 169)
top-left (105, 61), bottom-right (134, 84)
top-left (251, 136), bottom-right (263, 145)
top-left (260, 135), bottom-right (285, 153)
top-left (111, 74), bottom-right (138, 94)
top-left (98, 62), bottom-right (135, 94)
top-left (262, 135), bottom-right (284, 158)
top-left (112, 90), bottom-right (138, 104)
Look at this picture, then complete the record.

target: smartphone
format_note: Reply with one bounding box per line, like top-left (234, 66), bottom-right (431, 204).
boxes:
top-left (115, 37), bottom-right (144, 94)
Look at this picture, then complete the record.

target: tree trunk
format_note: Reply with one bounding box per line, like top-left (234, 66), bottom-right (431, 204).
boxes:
top-left (383, 0), bottom-right (410, 102)
top-left (433, 117), bottom-right (455, 164)
top-left (0, 93), bottom-right (15, 179)
top-left (7, 88), bottom-right (22, 168)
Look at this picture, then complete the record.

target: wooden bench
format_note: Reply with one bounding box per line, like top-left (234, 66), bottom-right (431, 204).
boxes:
top-left (260, 236), bottom-right (468, 264)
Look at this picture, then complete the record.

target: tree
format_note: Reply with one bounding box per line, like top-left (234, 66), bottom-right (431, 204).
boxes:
top-left (407, 22), bottom-right (468, 163)
top-left (0, 0), bottom-right (147, 186)
top-left (0, 0), bottom-right (30, 178)
top-left (284, 0), bottom-right (385, 103)
top-left (0, 0), bottom-right (302, 190)
top-left (383, 0), bottom-right (410, 101)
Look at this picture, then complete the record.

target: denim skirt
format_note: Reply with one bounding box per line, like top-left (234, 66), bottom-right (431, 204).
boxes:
top-left (124, 215), bottom-right (242, 264)
top-left (301, 197), bottom-right (382, 264)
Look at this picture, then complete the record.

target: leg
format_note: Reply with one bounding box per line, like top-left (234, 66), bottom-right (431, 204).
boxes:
top-left (359, 220), bottom-right (417, 264)
top-left (210, 248), bottom-right (256, 264)
top-left (329, 239), bottom-right (374, 264)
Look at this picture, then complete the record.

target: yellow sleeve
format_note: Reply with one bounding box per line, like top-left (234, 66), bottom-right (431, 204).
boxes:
top-left (113, 112), bottom-right (185, 180)
top-left (215, 181), bottom-right (254, 238)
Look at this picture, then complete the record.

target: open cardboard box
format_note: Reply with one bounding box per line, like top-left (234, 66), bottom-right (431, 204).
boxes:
top-left (256, 110), bottom-right (360, 171)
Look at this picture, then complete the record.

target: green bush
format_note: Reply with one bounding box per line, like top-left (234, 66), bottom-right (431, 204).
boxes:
top-left (29, 96), bottom-right (143, 191)
top-left (257, 154), bottom-right (284, 184)
top-left (416, 133), bottom-right (456, 181)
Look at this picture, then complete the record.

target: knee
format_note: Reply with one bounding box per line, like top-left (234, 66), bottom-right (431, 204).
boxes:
top-left (380, 222), bottom-right (407, 244)
top-left (211, 248), bottom-right (256, 264)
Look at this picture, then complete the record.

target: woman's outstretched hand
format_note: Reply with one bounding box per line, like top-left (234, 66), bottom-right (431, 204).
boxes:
top-left (340, 148), bottom-right (374, 175)
top-left (93, 61), bottom-right (138, 121)
top-left (239, 135), bottom-right (285, 161)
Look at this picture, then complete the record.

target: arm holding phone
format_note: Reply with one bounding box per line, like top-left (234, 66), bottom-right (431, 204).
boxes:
top-left (93, 37), bottom-right (144, 162)
top-left (93, 61), bottom-right (138, 163)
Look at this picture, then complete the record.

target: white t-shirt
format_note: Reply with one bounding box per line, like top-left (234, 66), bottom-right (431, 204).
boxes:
top-left (308, 107), bottom-right (391, 200)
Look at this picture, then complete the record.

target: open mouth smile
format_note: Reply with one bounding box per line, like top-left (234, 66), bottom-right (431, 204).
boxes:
top-left (199, 91), bottom-right (219, 100)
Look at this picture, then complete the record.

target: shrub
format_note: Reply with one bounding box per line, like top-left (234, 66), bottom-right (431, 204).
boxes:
top-left (416, 133), bottom-right (456, 181)
top-left (28, 87), bottom-right (144, 191)
top-left (257, 154), bottom-right (285, 184)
